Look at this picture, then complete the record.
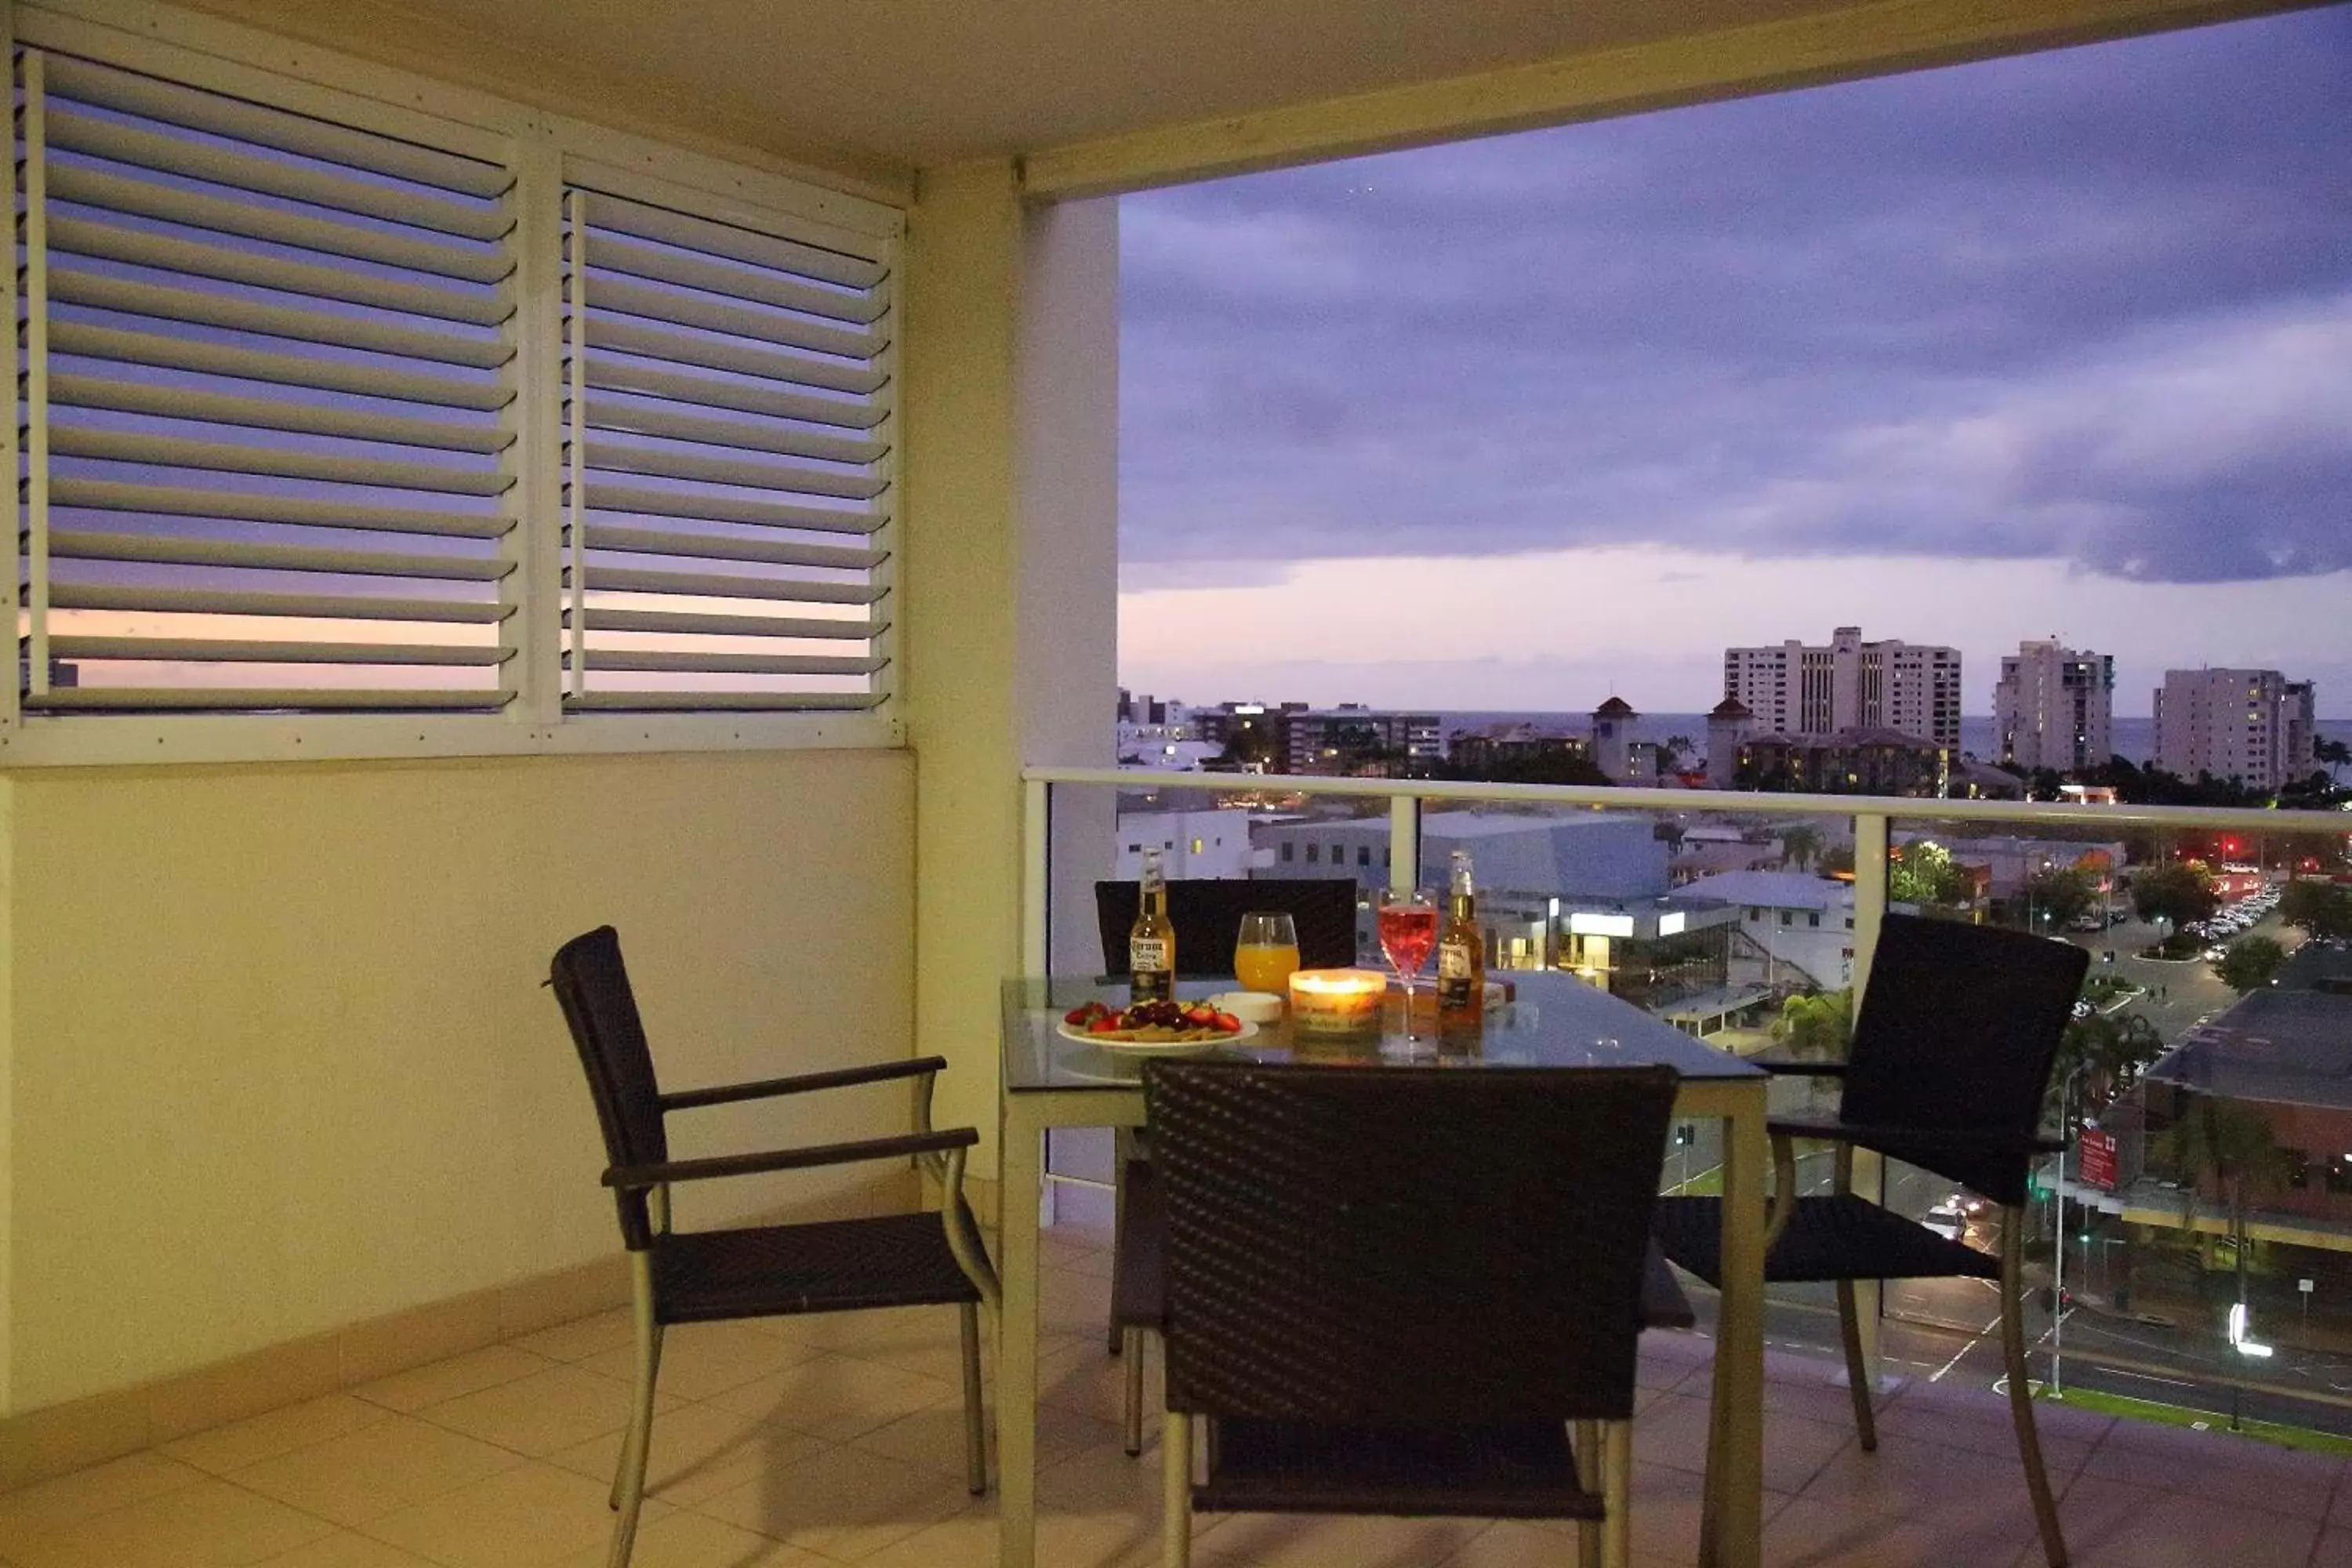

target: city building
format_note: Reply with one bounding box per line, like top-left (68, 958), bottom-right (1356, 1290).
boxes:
top-left (1192, 702), bottom-right (1441, 775)
top-left (1993, 639), bottom-right (2114, 775)
top-left (1722, 625), bottom-right (1962, 746)
top-left (2153, 669), bottom-right (2321, 791)
top-left (1257, 809), bottom-right (1668, 902)
top-left (1673, 869), bottom-right (1863, 992)
top-left (2137, 942), bottom-right (2352, 1234)
top-left (1445, 722), bottom-right (1589, 771)
top-left (1111, 809), bottom-right (1258, 879)
top-left (1705, 696), bottom-right (1756, 785)
top-left (1734, 727), bottom-right (1953, 797)
top-left (1549, 899), bottom-right (1743, 1014)
top-left (1894, 833), bottom-right (2122, 909)
top-left (1590, 697), bottom-right (1656, 782)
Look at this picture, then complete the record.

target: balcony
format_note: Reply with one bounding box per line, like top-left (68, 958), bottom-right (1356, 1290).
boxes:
top-left (7, 1213), bottom-right (2350, 1568)
top-left (0, 3), bottom-right (2332, 1566)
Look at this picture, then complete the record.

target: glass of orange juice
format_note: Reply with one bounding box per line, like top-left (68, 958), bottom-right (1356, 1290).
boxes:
top-left (1233, 911), bottom-right (1301, 994)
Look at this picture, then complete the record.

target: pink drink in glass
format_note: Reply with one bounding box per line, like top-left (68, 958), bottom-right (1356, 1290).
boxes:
top-left (1377, 902), bottom-right (1438, 978)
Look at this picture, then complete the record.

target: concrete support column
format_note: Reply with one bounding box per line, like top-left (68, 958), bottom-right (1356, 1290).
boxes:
top-left (900, 163), bottom-right (1116, 1178)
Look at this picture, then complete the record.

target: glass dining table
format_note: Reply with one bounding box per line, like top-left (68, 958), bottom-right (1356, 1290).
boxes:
top-left (995, 971), bottom-right (1773, 1568)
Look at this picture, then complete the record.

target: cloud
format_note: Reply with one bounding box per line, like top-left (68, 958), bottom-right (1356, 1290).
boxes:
top-left (1117, 9), bottom-right (2352, 586)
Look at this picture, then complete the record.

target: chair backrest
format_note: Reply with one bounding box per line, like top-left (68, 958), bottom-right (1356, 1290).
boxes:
top-left (548, 926), bottom-right (668, 1246)
top-left (1094, 877), bottom-right (1358, 978)
top-left (1144, 1059), bottom-right (1678, 1425)
top-left (1839, 911), bottom-right (2089, 1205)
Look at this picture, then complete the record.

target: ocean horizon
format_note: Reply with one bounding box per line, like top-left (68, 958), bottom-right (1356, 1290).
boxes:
top-left (1433, 711), bottom-right (2352, 768)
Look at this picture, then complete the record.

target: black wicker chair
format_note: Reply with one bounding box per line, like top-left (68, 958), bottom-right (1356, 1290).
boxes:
top-left (1144, 1059), bottom-right (1680, 1568)
top-left (1092, 877), bottom-right (1360, 1362)
top-left (548, 927), bottom-right (1000, 1568)
top-left (1092, 876), bottom-right (1360, 978)
top-left (1652, 912), bottom-right (2088, 1568)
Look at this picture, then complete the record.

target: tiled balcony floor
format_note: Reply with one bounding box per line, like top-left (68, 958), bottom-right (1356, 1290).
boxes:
top-left (7, 1221), bottom-right (2352, 1567)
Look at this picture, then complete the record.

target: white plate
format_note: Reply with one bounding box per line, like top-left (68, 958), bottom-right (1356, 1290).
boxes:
top-left (1055, 1017), bottom-right (1258, 1054)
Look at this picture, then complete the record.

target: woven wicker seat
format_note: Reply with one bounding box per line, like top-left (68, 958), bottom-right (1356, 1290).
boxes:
top-left (1143, 1059), bottom-right (1680, 1568)
top-left (548, 926), bottom-right (999, 1568)
top-left (1651, 913), bottom-right (2086, 1568)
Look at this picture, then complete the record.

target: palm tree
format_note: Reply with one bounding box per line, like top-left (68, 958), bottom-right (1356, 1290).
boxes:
top-left (2049, 1011), bottom-right (2164, 1128)
top-left (2158, 1095), bottom-right (2295, 1290)
top-left (1779, 824), bottom-right (1822, 873)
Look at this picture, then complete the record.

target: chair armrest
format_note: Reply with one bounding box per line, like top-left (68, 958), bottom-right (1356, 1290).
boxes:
top-left (1766, 1114), bottom-right (2064, 1161)
top-left (603, 1127), bottom-right (977, 1189)
top-left (1747, 1055), bottom-right (1848, 1078)
top-left (659, 1056), bottom-right (947, 1112)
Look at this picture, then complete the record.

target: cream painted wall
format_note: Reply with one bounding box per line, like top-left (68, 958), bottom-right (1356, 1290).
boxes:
top-left (2, 749), bottom-right (913, 1412)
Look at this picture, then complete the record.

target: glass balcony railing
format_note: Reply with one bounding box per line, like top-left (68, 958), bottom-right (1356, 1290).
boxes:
top-left (1023, 764), bottom-right (2352, 1447)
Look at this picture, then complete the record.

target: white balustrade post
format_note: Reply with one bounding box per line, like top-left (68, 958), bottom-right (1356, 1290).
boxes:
top-left (1022, 776), bottom-right (1050, 976)
top-left (1849, 811), bottom-right (1891, 1392)
top-left (1388, 793), bottom-right (1421, 895)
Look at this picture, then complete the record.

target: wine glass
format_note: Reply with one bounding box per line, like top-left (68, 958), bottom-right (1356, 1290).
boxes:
top-left (1233, 911), bottom-right (1300, 995)
top-left (1376, 889), bottom-right (1439, 1043)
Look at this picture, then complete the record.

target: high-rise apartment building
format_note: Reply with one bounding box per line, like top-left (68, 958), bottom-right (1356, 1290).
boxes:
top-left (2152, 669), bottom-right (2320, 791)
top-left (1992, 639), bottom-right (2114, 775)
top-left (1722, 626), bottom-right (1962, 747)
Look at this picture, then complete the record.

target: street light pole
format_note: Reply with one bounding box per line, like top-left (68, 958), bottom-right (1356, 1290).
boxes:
top-left (2053, 1073), bottom-right (2068, 1399)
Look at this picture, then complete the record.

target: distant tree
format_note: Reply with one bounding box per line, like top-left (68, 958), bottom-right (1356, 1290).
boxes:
top-left (1657, 734), bottom-right (1696, 775)
top-left (1820, 844), bottom-right (1857, 877)
top-left (2280, 878), bottom-right (2352, 940)
top-left (2027, 767), bottom-right (2068, 802)
top-left (2131, 861), bottom-right (2217, 929)
top-left (2022, 866), bottom-right (2097, 931)
top-left (1218, 717), bottom-right (1279, 770)
top-left (2214, 935), bottom-right (2287, 993)
top-left (1891, 840), bottom-right (1974, 909)
top-left (1771, 989), bottom-right (1852, 1061)
top-left (1436, 750), bottom-right (1611, 788)
top-left (1779, 825), bottom-right (1822, 872)
top-left (2317, 737), bottom-right (2351, 781)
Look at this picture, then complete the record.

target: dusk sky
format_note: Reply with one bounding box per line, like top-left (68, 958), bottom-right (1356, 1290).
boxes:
top-left (1115, 8), bottom-right (2352, 717)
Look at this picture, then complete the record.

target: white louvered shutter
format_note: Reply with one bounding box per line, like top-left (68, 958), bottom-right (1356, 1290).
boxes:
top-left (14, 49), bottom-right (520, 713)
top-left (560, 185), bottom-right (893, 712)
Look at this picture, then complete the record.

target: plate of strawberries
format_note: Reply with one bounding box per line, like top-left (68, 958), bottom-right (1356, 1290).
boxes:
top-left (1058, 998), bottom-right (1256, 1053)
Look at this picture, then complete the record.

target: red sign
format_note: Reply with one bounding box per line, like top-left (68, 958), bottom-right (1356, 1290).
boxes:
top-left (2078, 1127), bottom-right (2118, 1192)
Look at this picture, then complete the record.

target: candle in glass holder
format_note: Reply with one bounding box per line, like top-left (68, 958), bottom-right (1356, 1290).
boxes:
top-left (1287, 968), bottom-right (1388, 1033)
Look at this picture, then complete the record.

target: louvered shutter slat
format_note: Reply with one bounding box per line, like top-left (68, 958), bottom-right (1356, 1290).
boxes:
top-left (42, 54), bottom-right (512, 198)
top-left (52, 636), bottom-right (510, 666)
top-left (50, 480), bottom-right (510, 540)
top-left (20, 46), bottom-right (518, 714)
top-left (50, 376), bottom-right (508, 453)
top-left (564, 183), bottom-right (895, 712)
top-left (52, 321), bottom-right (507, 409)
top-left (50, 528), bottom-right (514, 582)
top-left (51, 220), bottom-right (513, 325)
top-left (24, 687), bottom-right (514, 712)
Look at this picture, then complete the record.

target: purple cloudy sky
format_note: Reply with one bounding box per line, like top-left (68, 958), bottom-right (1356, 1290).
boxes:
top-left (1116, 9), bottom-right (2352, 717)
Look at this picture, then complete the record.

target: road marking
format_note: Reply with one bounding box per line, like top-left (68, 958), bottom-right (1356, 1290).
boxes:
top-left (1928, 1312), bottom-right (2004, 1381)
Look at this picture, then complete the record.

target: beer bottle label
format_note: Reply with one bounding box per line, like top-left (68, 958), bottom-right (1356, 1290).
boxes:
top-left (1439, 944), bottom-right (1472, 981)
top-left (1131, 938), bottom-right (1169, 974)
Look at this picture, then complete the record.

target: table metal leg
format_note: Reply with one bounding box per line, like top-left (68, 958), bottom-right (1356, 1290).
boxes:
top-left (1708, 1089), bottom-right (1767, 1568)
top-left (997, 1110), bottom-right (1043, 1568)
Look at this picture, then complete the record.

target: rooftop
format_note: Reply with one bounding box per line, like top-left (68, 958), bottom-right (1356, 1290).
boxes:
top-left (1678, 869), bottom-right (1856, 912)
top-left (2144, 941), bottom-right (2352, 1111)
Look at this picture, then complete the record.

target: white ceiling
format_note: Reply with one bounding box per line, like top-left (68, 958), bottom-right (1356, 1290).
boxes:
top-left (173, 0), bottom-right (2298, 186)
